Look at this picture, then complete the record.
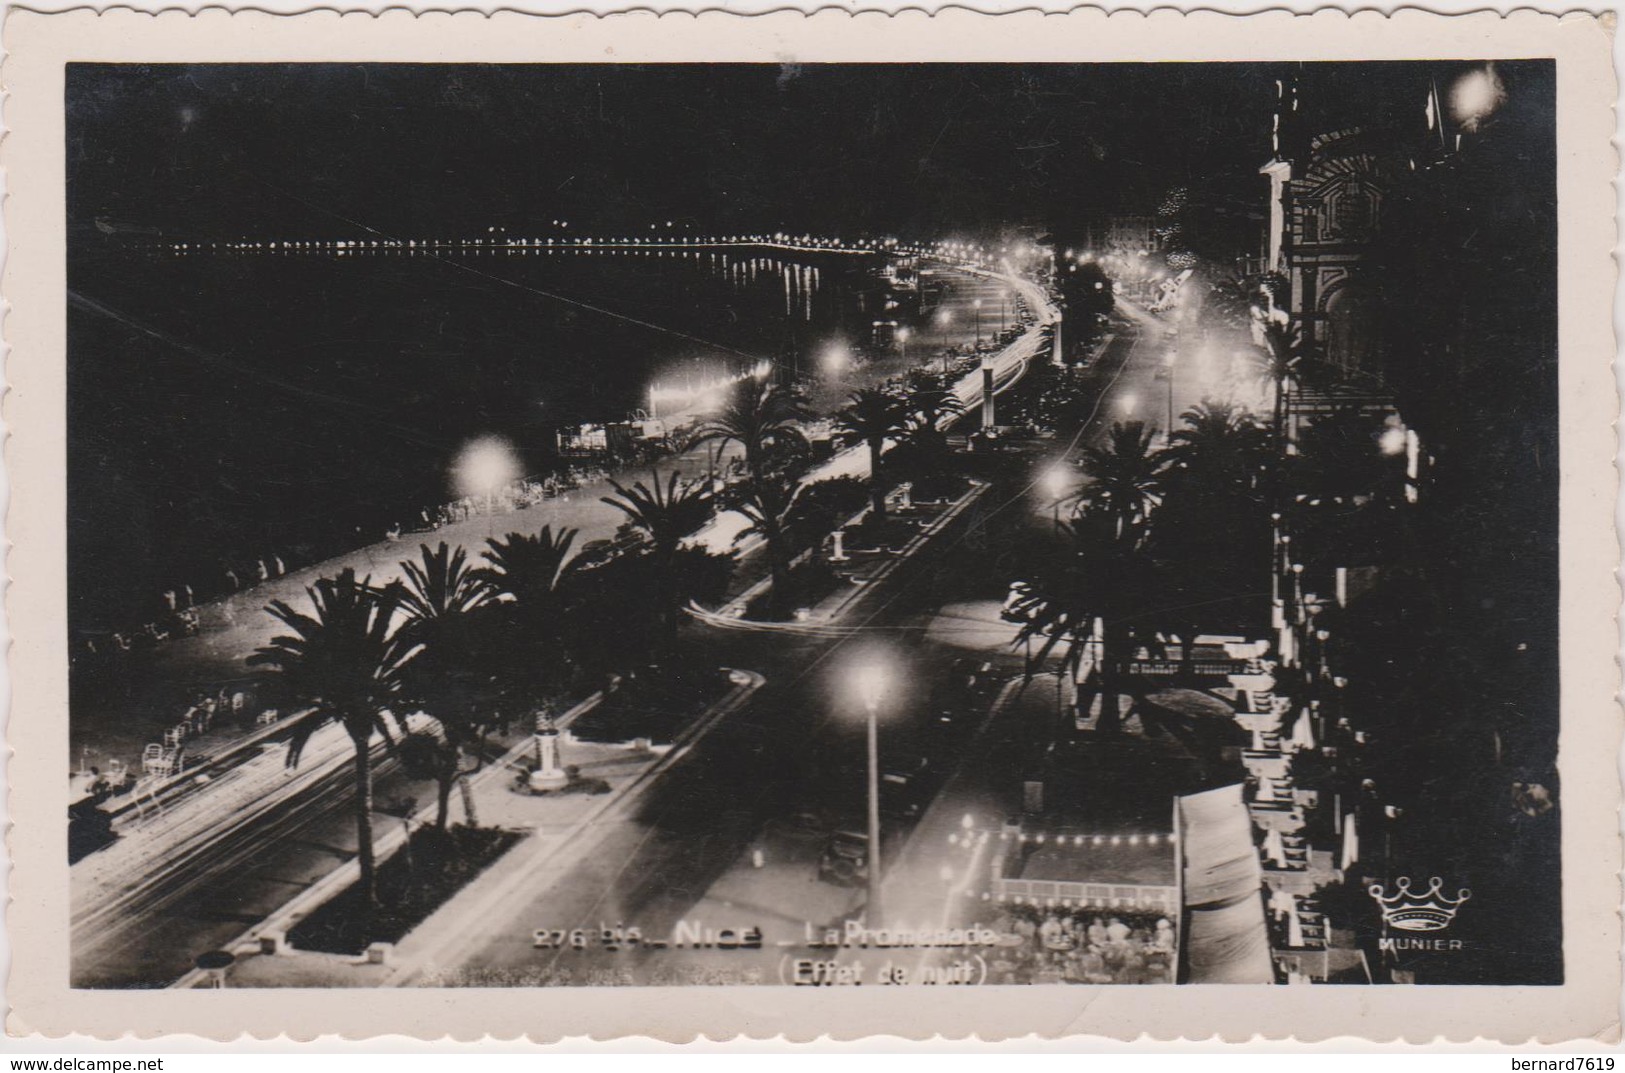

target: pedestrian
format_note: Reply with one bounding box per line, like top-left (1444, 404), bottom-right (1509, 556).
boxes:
top-left (224, 568), bottom-right (239, 592)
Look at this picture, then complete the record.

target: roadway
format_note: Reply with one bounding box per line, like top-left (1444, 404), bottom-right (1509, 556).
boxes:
top-left (408, 305), bottom-right (1162, 987)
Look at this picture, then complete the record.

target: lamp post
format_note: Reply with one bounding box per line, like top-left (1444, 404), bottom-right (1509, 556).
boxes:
top-left (1164, 349), bottom-right (1177, 445)
top-left (1042, 464), bottom-right (1070, 529)
top-left (853, 659), bottom-right (890, 927)
top-left (897, 326), bottom-right (911, 365)
top-left (981, 353), bottom-right (997, 430)
top-left (973, 298), bottom-right (983, 348)
top-left (936, 309), bottom-right (954, 375)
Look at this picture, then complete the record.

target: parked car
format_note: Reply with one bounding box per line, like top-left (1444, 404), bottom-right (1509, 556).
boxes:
top-left (950, 657), bottom-right (1000, 697)
top-left (817, 830), bottom-right (870, 886)
top-left (1000, 581), bottom-right (1034, 623)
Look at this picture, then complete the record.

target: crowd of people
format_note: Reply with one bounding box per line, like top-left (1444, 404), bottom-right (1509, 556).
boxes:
top-left (983, 905), bottom-right (1177, 985)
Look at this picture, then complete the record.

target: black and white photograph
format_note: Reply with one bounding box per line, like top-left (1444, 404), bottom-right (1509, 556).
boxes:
top-left (57, 53), bottom-right (1569, 997)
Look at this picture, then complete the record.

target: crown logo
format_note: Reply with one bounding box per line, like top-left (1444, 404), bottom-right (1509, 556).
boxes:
top-left (1367, 876), bottom-right (1471, 932)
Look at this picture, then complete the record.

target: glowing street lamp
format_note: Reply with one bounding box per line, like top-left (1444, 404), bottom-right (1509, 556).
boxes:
top-left (1042, 464), bottom-right (1071, 528)
top-left (452, 435), bottom-right (521, 519)
top-left (973, 298), bottom-right (984, 348)
top-left (935, 309), bottom-right (955, 373)
top-left (822, 343), bottom-right (849, 375)
top-left (851, 656), bottom-right (891, 926)
top-left (896, 326), bottom-right (911, 364)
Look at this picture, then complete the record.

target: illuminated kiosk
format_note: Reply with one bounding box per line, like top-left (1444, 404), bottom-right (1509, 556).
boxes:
top-left (990, 819), bottom-right (1180, 921)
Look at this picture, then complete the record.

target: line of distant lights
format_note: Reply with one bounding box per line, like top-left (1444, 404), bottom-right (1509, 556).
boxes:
top-left (1000, 831), bottom-right (1172, 847)
top-left (648, 360), bottom-right (772, 407)
top-left (158, 233), bottom-right (1043, 263)
top-left (979, 891), bottom-right (1176, 910)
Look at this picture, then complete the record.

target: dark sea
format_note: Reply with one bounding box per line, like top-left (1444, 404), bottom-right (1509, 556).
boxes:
top-left (67, 243), bottom-right (889, 630)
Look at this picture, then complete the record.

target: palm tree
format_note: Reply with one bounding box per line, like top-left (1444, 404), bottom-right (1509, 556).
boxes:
top-left (395, 543), bottom-right (498, 830)
top-left (903, 382), bottom-right (966, 452)
top-left (733, 475), bottom-right (798, 619)
top-left (1253, 319), bottom-right (1328, 443)
top-left (692, 378), bottom-right (809, 479)
top-left (1154, 402), bottom-right (1276, 676)
top-left (1161, 398), bottom-right (1272, 497)
top-left (476, 525), bottom-right (583, 715)
top-left (478, 525), bottom-right (579, 617)
top-left (1077, 420), bottom-right (1163, 534)
top-left (602, 470), bottom-right (715, 644)
top-left (397, 542), bottom-right (490, 625)
top-left (249, 568), bottom-right (417, 907)
top-left (1009, 508), bottom-right (1154, 736)
top-left (836, 388), bottom-right (913, 520)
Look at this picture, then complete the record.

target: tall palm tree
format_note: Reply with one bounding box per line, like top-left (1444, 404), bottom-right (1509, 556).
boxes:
top-left (477, 525), bottom-right (579, 616)
top-left (1154, 401), bottom-right (1276, 675)
top-left (249, 568), bottom-right (417, 907)
top-left (1077, 420), bottom-right (1163, 534)
top-left (733, 475), bottom-right (798, 619)
top-left (1253, 319), bottom-right (1326, 443)
top-left (395, 543), bottom-right (498, 830)
top-left (602, 470), bottom-right (715, 643)
top-left (476, 525), bottom-right (583, 713)
top-left (836, 388), bottom-right (913, 520)
top-left (397, 542), bottom-right (491, 625)
top-left (1161, 398), bottom-right (1272, 497)
top-left (1009, 508), bottom-right (1154, 736)
top-left (692, 378), bottom-right (809, 479)
top-left (903, 383), bottom-right (966, 451)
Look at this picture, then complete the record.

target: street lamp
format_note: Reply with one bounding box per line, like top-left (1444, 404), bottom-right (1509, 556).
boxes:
top-left (852, 657), bottom-right (890, 927)
top-left (896, 326), bottom-right (911, 365)
top-left (935, 309), bottom-right (954, 375)
top-left (822, 343), bottom-right (849, 375)
top-left (1042, 464), bottom-right (1070, 528)
top-left (973, 298), bottom-right (983, 348)
top-left (1163, 349), bottom-right (1177, 444)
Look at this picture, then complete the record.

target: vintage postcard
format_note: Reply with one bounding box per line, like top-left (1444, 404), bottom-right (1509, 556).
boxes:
top-left (3, 5), bottom-right (1618, 1044)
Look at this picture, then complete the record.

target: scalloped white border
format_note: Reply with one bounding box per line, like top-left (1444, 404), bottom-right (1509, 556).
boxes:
top-left (1, 5), bottom-right (1617, 1045)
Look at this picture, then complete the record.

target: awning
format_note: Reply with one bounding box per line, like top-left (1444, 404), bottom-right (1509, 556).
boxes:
top-left (1179, 783), bottom-right (1275, 984)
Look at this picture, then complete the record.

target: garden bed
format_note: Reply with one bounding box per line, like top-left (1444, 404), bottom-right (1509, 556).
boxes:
top-left (841, 514), bottom-right (923, 552)
top-left (287, 824), bottom-right (524, 956)
top-left (568, 665), bottom-right (732, 746)
top-left (907, 474), bottom-right (971, 505)
top-left (741, 559), bottom-right (846, 622)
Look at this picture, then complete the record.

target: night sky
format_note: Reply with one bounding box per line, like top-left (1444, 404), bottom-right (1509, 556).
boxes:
top-left (67, 63), bottom-right (1292, 246)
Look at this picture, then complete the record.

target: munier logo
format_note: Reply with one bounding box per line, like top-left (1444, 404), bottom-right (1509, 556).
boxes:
top-left (1367, 876), bottom-right (1471, 932)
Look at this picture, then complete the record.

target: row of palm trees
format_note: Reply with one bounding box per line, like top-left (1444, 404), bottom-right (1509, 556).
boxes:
top-left (245, 371), bottom-right (975, 909)
top-left (681, 374), bottom-right (967, 615)
top-left (1011, 394), bottom-right (1399, 736)
top-left (249, 524), bottom-right (586, 908)
top-left (247, 466), bottom-right (742, 910)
